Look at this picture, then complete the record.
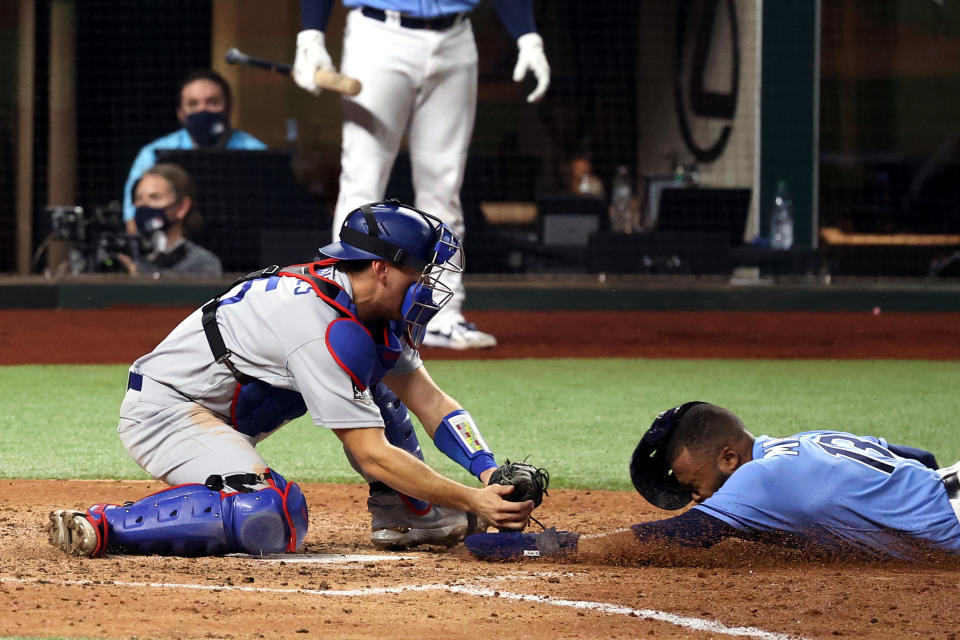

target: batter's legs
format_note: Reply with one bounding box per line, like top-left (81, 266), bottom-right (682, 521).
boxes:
top-left (331, 8), bottom-right (420, 233)
top-left (407, 22), bottom-right (495, 349)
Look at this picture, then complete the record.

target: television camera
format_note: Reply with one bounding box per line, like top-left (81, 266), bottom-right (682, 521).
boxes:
top-left (47, 203), bottom-right (148, 274)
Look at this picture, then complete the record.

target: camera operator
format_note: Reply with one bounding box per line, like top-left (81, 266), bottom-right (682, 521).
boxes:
top-left (118, 163), bottom-right (222, 278)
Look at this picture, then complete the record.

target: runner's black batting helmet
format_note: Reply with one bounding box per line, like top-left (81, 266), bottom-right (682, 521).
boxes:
top-left (629, 401), bottom-right (707, 510)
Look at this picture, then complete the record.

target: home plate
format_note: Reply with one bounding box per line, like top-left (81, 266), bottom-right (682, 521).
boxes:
top-left (230, 553), bottom-right (417, 565)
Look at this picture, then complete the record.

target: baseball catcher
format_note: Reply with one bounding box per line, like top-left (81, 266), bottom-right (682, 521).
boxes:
top-left (47, 201), bottom-right (539, 558)
top-left (465, 402), bottom-right (960, 562)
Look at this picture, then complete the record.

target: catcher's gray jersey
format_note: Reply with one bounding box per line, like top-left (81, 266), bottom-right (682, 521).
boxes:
top-left (129, 265), bottom-right (421, 430)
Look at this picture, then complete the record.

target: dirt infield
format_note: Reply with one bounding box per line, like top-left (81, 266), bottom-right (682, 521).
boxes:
top-left (2, 308), bottom-right (959, 639)
top-left (3, 481), bottom-right (959, 640)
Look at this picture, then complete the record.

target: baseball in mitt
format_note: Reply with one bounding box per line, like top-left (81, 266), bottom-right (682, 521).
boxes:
top-left (488, 460), bottom-right (550, 507)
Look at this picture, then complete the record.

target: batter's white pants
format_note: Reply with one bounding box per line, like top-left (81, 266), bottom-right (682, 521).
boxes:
top-left (333, 8), bottom-right (478, 323)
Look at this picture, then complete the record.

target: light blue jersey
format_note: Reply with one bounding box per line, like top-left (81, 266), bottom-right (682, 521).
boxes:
top-left (342, 0), bottom-right (481, 19)
top-left (122, 129), bottom-right (266, 222)
top-left (695, 431), bottom-right (960, 560)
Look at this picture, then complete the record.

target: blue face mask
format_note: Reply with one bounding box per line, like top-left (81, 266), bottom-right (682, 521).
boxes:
top-left (184, 110), bottom-right (227, 147)
top-left (401, 281), bottom-right (443, 348)
top-left (134, 205), bottom-right (169, 237)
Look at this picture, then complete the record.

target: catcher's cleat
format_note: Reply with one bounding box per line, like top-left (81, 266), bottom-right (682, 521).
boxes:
top-left (368, 489), bottom-right (469, 550)
top-left (47, 510), bottom-right (101, 557)
top-left (464, 528), bottom-right (580, 561)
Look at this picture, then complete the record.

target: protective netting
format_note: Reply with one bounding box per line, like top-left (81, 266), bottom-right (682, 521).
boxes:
top-left (819, 0), bottom-right (960, 277)
top-left (3, 1), bottom-right (960, 279)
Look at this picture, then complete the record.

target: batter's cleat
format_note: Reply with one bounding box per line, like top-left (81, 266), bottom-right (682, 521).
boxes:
top-left (422, 320), bottom-right (497, 350)
top-left (47, 510), bottom-right (100, 557)
top-left (368, 489), bottom-right (469, 550)
top-left (464, 528), bottom-right (580, 561)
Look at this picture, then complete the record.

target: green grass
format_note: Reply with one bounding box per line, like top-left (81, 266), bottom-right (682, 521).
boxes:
top-left (1, 359), bottom-right (958, 491)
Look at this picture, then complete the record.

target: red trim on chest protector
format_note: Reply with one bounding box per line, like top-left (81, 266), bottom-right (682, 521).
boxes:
top-left (278, 263), bottom-right (359, 321)
top-left (279, 262), bottom-right (399, 390)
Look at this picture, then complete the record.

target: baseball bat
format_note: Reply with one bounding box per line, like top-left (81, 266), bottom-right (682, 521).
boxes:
top-left (225, 47), bottom-right (362, 97)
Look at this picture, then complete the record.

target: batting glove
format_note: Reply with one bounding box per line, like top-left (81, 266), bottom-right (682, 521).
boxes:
top-left (513, 33), bottom-right (551, 103)
top-left (293, 29), bottom-right (335, 96)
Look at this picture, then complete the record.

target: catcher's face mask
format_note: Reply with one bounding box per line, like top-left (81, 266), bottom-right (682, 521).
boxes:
top-left (399, 223), bottom-right (461, 348)
top-left (629, 401), bottom-right (706, 510)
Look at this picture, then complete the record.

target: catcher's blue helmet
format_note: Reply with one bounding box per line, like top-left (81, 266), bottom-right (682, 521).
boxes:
top-left (629, 401), bottom-right (707, 510)
top-left (318, 201), bottom-right (459, 271)
top-left (318, 201), bottom-right (463, 347)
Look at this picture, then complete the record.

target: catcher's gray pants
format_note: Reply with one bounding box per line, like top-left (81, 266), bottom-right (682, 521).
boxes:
top-left (117, 374), bottom-right (269, 486)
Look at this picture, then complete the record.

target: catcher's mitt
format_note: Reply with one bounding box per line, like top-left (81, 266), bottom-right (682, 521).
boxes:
top-left (488, 460), bottom-right (550, 507)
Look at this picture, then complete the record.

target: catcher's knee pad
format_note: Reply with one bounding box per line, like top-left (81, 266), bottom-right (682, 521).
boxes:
top-left (224, 469), bottom-right (309, 554)
top-left (374, 383), bottom-right (423, 461)
top-left (93, 470), bottom-right (308, 556)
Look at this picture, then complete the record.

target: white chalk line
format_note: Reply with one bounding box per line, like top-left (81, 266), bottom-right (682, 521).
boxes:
top-left (579, 527), bottom-right (631, 539)
top-left (226, 552), bottom-right (417, 564)
top-left (0, 575), bottom-right (809, 640)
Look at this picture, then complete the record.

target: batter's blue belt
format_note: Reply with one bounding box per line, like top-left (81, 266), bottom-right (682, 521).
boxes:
top-left (127, 371), bottom-right (143, 391)
top-left (360, 6), bottom-right (466, 31)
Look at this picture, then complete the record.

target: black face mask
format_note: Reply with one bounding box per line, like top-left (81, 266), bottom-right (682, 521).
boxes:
top-left (134, 206), bottom-right (169, 237)
top-left (185, 110), bottom-right (227, 147)
top-left (134, 205), bottom-right (171, 254)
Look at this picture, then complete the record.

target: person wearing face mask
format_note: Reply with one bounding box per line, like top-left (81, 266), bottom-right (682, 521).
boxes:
top-left (121, 69), bottom-right (266, 234)
top-left (117, 163), bottom-right (223, 277)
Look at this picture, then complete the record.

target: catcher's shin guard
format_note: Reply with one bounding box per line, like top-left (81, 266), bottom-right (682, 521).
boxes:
top-left (63, 470), bottom-right (308, 557)
top-left (361, 383), bottom-right (470, 549)
top-left (233, 469), bottom-right (309, 553)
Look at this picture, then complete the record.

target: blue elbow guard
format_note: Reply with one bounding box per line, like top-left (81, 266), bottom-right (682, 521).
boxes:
top-left (433, 410), bottom-right (498, 479)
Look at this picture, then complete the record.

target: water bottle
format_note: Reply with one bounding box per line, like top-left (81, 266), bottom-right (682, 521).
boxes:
top-left (610, 166), bottom-right (634, 233)
top-left (769, 180), bottom-right (794, 250)
top-left (577, 172), bottom-right (591, 195)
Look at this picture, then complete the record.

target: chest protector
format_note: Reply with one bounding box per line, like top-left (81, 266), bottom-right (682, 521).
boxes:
top-left (209, 263), bottom-right (405, 437)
